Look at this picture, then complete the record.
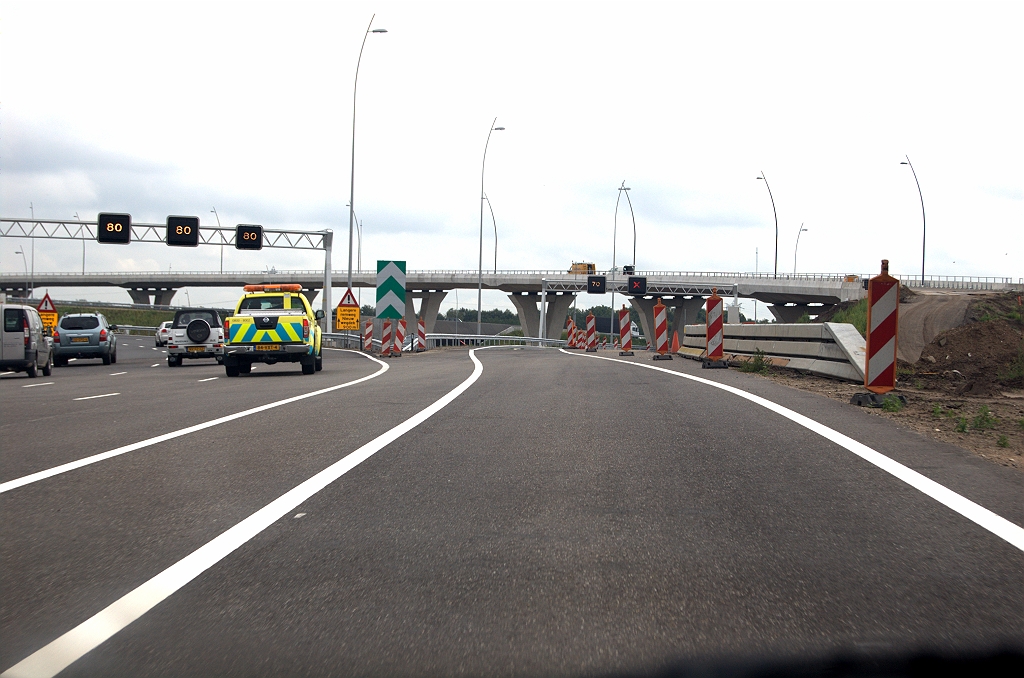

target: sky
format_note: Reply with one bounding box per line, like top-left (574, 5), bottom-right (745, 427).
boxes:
top-left (1, 0), bottom-right (1021, 318)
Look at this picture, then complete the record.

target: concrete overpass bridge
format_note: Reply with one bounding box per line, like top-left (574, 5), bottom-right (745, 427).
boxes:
top-left (5, 268), bottom-right (1018, 340)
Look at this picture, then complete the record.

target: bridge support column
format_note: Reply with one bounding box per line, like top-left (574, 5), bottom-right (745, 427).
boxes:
top-left (300, 288), bottom-right (319, 306)
top-left (543, 293), bottom-right (574, 340)
top-left (408, 290), bottom-right (448, 334)
top-left (509, 292), bottom-right (575, 339)
top-left (153, 289), bottom-right (178, 306)
top-left (768, 304), bottom-right (813, 323)
top-left (126, 288), bottom-right (178, 306)
top-left (127, 289), bottom-right (152, 305)
top-left (509, 293), bottom-right (541, 338)
top-left (628, 297), bottom-right (657, 346)
top-left (667, 297), bottom-right (705, 340)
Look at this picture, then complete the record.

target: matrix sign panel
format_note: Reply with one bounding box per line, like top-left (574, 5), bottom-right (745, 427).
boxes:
top-left (587, 275), bottom-right (606, 294)
top-left (628, 276), bottom-right (647, 296)
top-left (166, 216), bottom-right (200, 247)
top-left (235, 224), bottom-right (263, 250)
top-left (96, 213), bottom-right (132, 244)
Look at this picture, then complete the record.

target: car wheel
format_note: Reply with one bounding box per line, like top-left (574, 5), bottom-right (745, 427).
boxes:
top-left (42, 352), bottom-right (52, 377)
top-left (239, 362), bottom-right (251, 374)
top-left (167, 355), bottom-right (180, 367)
top-left (102, 352), bottom-right (111, 366)
top-left (26, 361), bottom-right (37, 378)
top-left (225, 364), bottom-right (240, 377)
top-left (301, 357), bottom-right (315, 375)
top-left (111, 349), bottom-right (117, 364)
top-left (315, 351), bottom-right (323, 372)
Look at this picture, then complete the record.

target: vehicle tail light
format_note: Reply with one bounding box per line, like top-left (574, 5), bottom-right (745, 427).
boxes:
top-left (99, 328), bottom-right (108, 342)
top-left (302, 318), bottom-right (310, 339)
top-left (53, 329), bottom-right (60, 342)
top-left (23, 317), bottom-right (30, 347)
top-left (224, 320), bottom-right (230, 341)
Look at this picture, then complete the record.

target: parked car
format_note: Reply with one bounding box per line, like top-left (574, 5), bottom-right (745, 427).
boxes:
top-left (1, 302), bottom-right (53, 377)
top-left (53, 313), bottom-right (117, 366)
top-left (155, 321), bottom-right (173, 346)
top-left (167, 308), bottom-right (225, 366)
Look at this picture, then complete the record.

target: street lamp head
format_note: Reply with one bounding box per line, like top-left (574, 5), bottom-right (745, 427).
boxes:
top-left (493, 126), bottom-right (505, 131)
top-left (900, 161), bottom-right (908, 165)
top-left (757, 176), bottom-right (764, 180)
top-left (619, 186), bottom-right (630, 191)
top-left (371, 28), bottom-right (387, 33)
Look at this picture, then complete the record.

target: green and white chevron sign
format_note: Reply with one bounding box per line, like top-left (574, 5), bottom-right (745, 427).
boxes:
top-left (376, 260), bottom-right (406, 319)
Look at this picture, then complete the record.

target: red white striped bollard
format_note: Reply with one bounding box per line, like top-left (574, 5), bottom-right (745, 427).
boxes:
top-left (362, 320), bottom-right (373, 352)
top-left (653, 298), bottom-right (672, 360)
top-left (619, 306), bottom-right (633, 355)
top-left (703, 287), bottom-right (724, 368)
top-left (416, 318), bottom-right (426, 352)
top-left (380, 319), bottom-right (392, 357)
top-left (585, 312), bottom-right (597, 352)
top-left (566, 318), bottom-right (576, 348)
top-left (865, 259), bottom-right (899, 394)
top-left (393, 319), bottom-right (406, 356)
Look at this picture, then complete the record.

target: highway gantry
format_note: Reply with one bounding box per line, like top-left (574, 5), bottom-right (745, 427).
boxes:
top-left (1, 342), bottom-right (1022, 676)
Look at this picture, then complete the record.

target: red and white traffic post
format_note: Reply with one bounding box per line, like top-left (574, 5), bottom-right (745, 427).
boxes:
top-left (619, 306), bottom-right (633, 355)
top-left (566, 317), bottom-right (577, 348)
top-left (865, 259), bottom-right (899, 393)
top-left (362, 320), bottom-right (373, 352)
top-left (416, 318), bottom-right (426, 352)
top-left (380, 320), bottom-right (392, 357)
top-left (394, 319), bottom-right (406, 356)
top-left (585, 312), bottom-right (597, 352)
top-left (702, 287), bottom-right (726, 368)
top-left (653, 298), bottom-right (672, 360)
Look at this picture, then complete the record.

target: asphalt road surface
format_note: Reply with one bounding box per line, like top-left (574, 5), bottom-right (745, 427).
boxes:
top-left (1, 339), bottom-right (1022, 677)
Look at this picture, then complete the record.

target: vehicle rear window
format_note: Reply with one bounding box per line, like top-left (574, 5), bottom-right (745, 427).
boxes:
top-left (175, 311), bottom-right (219, 327)
top-left (239, 296), bottom-right (285, 311)
top-left (60, 316), bottom-right (100, 330)
top-left (4, 309), bottom-right (24, 332)
top-left (288, 295), bottom-right (307, 312)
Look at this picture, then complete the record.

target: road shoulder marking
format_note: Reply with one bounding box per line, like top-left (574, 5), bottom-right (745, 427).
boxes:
top-left (22, 382), bottom-right (54, 388)
top-left (0, 351), bottom-right (387, 495)
top-left (72, 393), bottom-right (120, 401)
top-left (0, 349), bottom-right (485, 678)
top-left (560, 349), bottom-right (1024, 553)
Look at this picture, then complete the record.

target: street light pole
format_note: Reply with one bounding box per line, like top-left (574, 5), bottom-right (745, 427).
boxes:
top-left (74, 213), bottom-right (85, 273)
top-left (29, 202), bottom-right (34, 296)
top-left (211, 207), bottom-right (223, 273)
top-left (901, 156), bottom-right (926, 285)
top-left (478, 118), bottom-right (504, 336)
top-left (484, 192), bottom-right (497, 272)
top-left (793, 224), bottom-right (807, 274)
top-left (348, 15), bottom-right (387, 298)
top-left (756, 172), bottom-right (778, 278)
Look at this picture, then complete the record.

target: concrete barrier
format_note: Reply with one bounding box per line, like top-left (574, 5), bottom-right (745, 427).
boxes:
top-left (681, 322), bottom-right (866, 382)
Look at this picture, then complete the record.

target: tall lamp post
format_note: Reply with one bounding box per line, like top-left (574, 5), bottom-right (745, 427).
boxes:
top-left (478, 118), bottom-right (504, 336)
top-left (74, 212), bottom-right (85, 273)
top-left (211, 207), bottom-right (223, 273)
top-left (348, 15), bottom-right (387, 302)
top-left (793, 224), bottom-right (807, 274)
top-left (900, 156), bottom-right (926, 285)
top-left (756, 172), bottom-right (778, 278)
top-left (484, 192), bottom-right (497, 272)
top-left (612, 181), bottom-right (637, 337)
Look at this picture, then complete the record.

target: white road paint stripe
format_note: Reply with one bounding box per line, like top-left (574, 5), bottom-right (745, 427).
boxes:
top-left (22, 382), bottom-right (54, 388)
top-left (197, 377), bottom-right (218, 382)
top-left (72, 393), bottom-right (120, 401)
top-left (0, 351), bottom-right (388, 495)
top-left (561, 349), bottom-right (1024, 553)
top-left (109, 372), bottom-right (127, 376)
top-left (151, 364), bottom-right (160, 368)
top-left (0, 348), bottom-right (485, 678)
top-left (68, 359), bottom-right (76, 362)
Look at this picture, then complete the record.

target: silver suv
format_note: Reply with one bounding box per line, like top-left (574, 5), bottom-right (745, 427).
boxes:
top-left (167, 308), bottom-right (225, 366)
top-left (1, 303), bottom-right (53, 377)
top-left (53, 313), bottom-right (117, 366)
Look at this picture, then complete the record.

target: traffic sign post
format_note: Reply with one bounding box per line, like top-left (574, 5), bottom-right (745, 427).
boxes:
top-left (362, 321), bottom-right (374, 352)
top-left (393, 319), bottom-right (406, 357)
top-left (335, 288), bottom-right (361, 331)
top-left (585, 312), bottom-right (597, 352)
top-left (36, 293), bottom-right (58, 333)
top-left (864, 259), bottom-right (900, 394)
top-left (619, 306), bottom-right (633, 356)
top-left (380, 319), bottom-right (392, 357)
top-left (653, 298), bottom-right (672, 360)
top-left (702, 287), bottom-right (727, 368)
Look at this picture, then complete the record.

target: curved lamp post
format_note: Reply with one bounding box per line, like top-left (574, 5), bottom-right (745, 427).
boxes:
top-left (478, 118), bottom-right (504, 335)
top-left (484, 193), bottom-right (497, 272)
top-left (756, 172), bottom-right (778, 278)
top-left (612, 181), bottom-right (637, 337)
top-left (900, 156), bottom-right (926, 285)
top-left (348, 16), bottom-right (387, 295)
top-left (211, 207), bottom-right (223, 273)
top-left (793, 224), bottom-right (807, 274)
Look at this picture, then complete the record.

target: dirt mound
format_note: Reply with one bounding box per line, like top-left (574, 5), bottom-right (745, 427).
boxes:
top-left (914, 292), bottom-right (1024, 397)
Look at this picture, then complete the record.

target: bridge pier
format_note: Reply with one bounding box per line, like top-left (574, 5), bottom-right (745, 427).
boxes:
top-left (408, 290), bottom-right (447, 334)
top-left (126, 288), bottom-right (178, 306)
top-left (509, 292), bottom-right (575, 339)
top-left (768, 303), bottom-right (816, 323)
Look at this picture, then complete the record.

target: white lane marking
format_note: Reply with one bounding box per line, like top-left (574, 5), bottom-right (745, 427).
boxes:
top-left (22, 382), bottom-right (54, 388)
top-left (151, 364), bottom-right (159, 368)
top-left (68, 359), bottom-right (77, 362)
top-left (197, 377), bottom-right (218, 382)
top-left (0, 351), bottom-right (387, 495)
top-left (151, 347), bottom-right (158, 351)
top-left (1, 349), bottom-right (484, 678)
top-left (560, 349), bottom-right (1024, 552)
top-left (72, 393), bottom-right (120, 401)
top-left (109, 372), bottom-right (127, 376)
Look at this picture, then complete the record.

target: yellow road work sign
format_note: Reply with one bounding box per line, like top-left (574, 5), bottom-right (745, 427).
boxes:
top-left (335, 288), bottom-right (360, 331)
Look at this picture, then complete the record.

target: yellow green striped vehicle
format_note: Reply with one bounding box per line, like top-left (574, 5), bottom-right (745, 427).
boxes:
top-left (223, 284), bottom-right (324, 377)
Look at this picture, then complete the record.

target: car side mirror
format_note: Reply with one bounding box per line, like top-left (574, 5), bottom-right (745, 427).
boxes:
top-left (314, 309), bottom-right (325, 320)
top-left (109, 324), bottom-right (118, 331)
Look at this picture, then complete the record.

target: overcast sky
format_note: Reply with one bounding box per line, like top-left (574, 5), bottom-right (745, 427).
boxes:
top-left (1, 0), bottom-right (1021, 315)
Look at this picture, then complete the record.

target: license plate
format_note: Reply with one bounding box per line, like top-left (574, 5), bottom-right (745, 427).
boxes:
top-left (255, 344), bottom-right (280, 351)
top-left (71, 337), bottom-right (89, 343)
top-left (187, 346), bottom-right (206, 353)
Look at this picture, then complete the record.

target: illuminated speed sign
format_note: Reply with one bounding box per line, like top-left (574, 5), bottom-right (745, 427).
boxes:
top-left (166, 216), bottom-right (200, 247)
top-left (235, 224), bottom-right (263, 250)
top-left (96, 213), bottom-right (132, 244)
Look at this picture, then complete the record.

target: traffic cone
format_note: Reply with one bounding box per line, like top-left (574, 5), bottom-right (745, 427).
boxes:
top-left (671, 330), bottom-right (680, 353)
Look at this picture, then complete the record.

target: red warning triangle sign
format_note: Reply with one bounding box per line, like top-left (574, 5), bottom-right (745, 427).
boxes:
top-left (338, 288), bottom-right (359, 308)
top-left (37, 293), bottom-right (57, 313)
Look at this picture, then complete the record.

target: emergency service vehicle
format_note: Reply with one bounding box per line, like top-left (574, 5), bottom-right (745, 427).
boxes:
top-left (222, 284), bottom-right (324, 377)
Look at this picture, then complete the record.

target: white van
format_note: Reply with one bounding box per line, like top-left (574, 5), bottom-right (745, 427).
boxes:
top-left (1, 303), bottom-right (53, 378)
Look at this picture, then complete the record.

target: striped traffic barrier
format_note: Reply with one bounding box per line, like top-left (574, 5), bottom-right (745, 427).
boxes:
top-left (394, 319), bottom-right (406, 356)
top-left (702, 287), bottom-right (725, 368)
top-left (619, 306), bottom-right (633, 355)
top-left (566, 317), bottom-right (577, 348)
top-left (585, 312), bottom-right (597, 352)
top-left (416, 318), bottom-right (426, 352)
top-left (362, 320), bottom-right (373, 352)
top-left (653, 298), bottom-right (672, 360)
top-left (380, 319), bottom-right (392, 357)
top-left (865, 259), bottom-right (899, 393)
